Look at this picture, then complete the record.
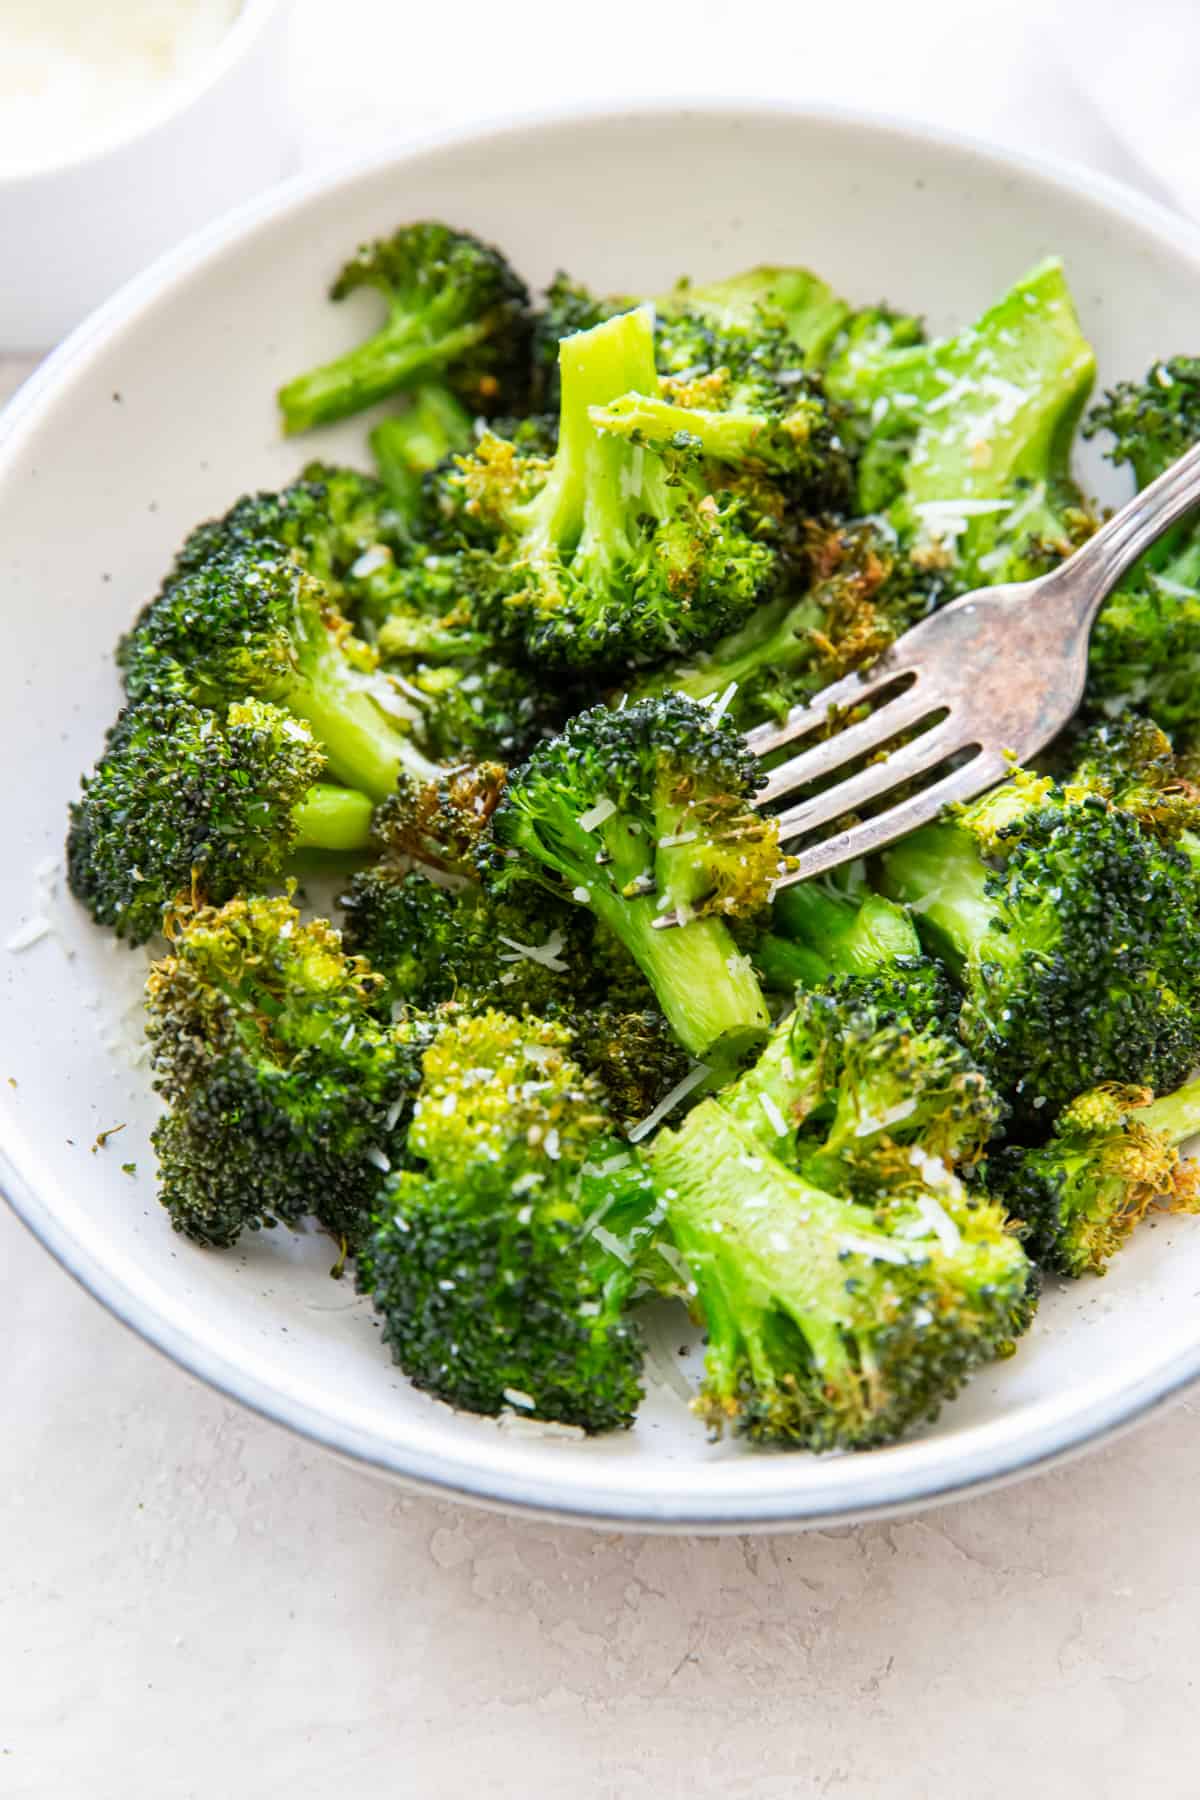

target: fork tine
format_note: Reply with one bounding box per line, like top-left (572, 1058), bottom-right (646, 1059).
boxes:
top-left (756, 682), bottom-right (940, 807)
top-left (772, 719), bottom-right (970, 841)
top-left (743, 658), bottom-right (915, 759)
top-left (772, 747), bottom-right (1011, 887)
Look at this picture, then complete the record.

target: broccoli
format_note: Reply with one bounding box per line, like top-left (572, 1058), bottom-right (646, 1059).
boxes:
top-left (1080, 358), bottom-right (1200, 732)
top-left (649, 1097), bottom-right (1031, 1449)
top-left (278, 223), bottom-right (531, 433)
top-left (634, 517), bottom-right (930, 733)
top-left (991, 1076), bottom-right (1200, 1277)
top-left (754, 875), bottom-right (926, 995)
top-left (359, 1010), bottom-right (661, 1430)
top-left (145, 893), bottom-right (433, 1248)
top-left (448, 308), bottom-right (780, 669)
top-left (880, 754), bottom-right (1200, 1115)
top-left (67, 694), bottom-right (373, 944)
top-left (120, 544), bottom-right (439, 801)
top-left (492, 695), bottom-right (785, 1061)
top-left (825, 259), bottom-right (1096, 594)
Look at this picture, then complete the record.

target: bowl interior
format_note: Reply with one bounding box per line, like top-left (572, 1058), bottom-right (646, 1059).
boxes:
top-left (5, 105), bottom-right (1200, 1527)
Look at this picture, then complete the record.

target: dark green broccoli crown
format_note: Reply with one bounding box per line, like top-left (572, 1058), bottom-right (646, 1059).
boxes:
top-left (1085, 356), bottom-right (1200, 488)
top-left (650, 1099), bottom-right (1032, 1450)
top-left (373, 762), bottom-right (508, 876)
top-left (279, 223), bottom-right (531, 432)
top-left (988, 1082), bottom-right (1188, 1277)
top-left (146, 893), bottom-right (432, 1247)
top-left (885, 775), bottom-right (1200, 1114)
top-left (386, 652), bottom-right (562, 764)
top-left (66, 694), bottom-right (324, 944)
top-left (1086, 565), bottom-right (1200, 736)
top-left (341, 865), bottom-right (593, 1014)
top-left (1063, 713), bottom-right (1200, 844)
top-left (560, 1004), bottom-right (693, 1128)
top-left (359, 1008), bottom-right (652, 1431)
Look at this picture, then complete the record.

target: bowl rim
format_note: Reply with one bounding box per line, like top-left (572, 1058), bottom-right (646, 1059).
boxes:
top-left (7, 95), bottom-right (1200, 1531)
top-left (0, 0), bottom-right (288, 188)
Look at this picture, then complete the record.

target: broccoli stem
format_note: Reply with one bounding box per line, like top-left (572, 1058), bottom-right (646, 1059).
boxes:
top-left (773, 884), bottom-right (922, 975)
top-left (1142, 1075), bottom-right (1200, 1148)
top-left (370, 384), bottom-right (474, 510)
top-left (280, 319), bottom-right (494, 436)
top-left (584, 885), bottom-right (769, 1063)
top-left (636, 592), bottom-right (823, 706)
top-left (878, 824), bottom-right (1000, 976)
top-left (754, 932), bottom-right (828, 992)
top-left (294, 663), bottom-right (439, 802)
top-left (292, 783), bottom-right (375, 852)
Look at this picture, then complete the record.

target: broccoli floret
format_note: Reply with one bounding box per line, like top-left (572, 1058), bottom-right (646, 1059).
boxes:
top-left (370, 762), bottom-right (508, 875)
top-left (880, 757), bottom-right (1200, 1115)
top-left (161, 464), bottom-right (412, 608)
top-left (990, 1076), bottom-right (1200, 1277)
top-left (825, 260), bottom-right (1096, 594)
top-left (449, 308), bottom-right (780, 670)
top-left (278, 223), bottom-right (531, 433)
top-left (66, 695), bottom-right (372, 944)
top-left (1061, 714), bottom-right (1200, 849)
top-left (635, 517), bottom-right (931, 732)
top-left (120, 545), bottom-right (439, 801)
top-left (665, 265), bottom-right (853, 368)
top-left (560, 1003), bottom-right (693, 1129)
top-left (649, 1097), bottom-right (1031, 1449)
top-left (146, 893), bottom-right (432, 1248)
top-left (756, 878), bottom-right (926, 995)
top-left (1080, 358), bottom-right (1200, 731)
top-left (492, 695), bottom-right (784, 1061)
top-left (359, 1009), bottom-right (658, 1430)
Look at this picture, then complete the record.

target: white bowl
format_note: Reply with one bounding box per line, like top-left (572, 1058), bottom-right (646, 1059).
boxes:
top-left (0, 0), bottom-right (293, 349)
top-left (5, 102), bottom-right (1200, 1532)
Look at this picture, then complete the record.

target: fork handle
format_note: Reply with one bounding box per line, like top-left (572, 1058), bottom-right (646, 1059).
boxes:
top-left (1053, 436), bottom-right (1200, 622)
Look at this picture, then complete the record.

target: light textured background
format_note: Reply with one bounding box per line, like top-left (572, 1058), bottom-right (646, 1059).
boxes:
top-left (5, 3), bottom-right (1200, 1794)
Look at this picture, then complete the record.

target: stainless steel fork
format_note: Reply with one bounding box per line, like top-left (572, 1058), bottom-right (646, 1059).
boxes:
top-left (750, 439), bottom-right (1200, 888)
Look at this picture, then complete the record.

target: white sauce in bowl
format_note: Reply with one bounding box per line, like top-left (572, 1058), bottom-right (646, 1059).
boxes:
top-left (0, 0), bottom-right (243, 176)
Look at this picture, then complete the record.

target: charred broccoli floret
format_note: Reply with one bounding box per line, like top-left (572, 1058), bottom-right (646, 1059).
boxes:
top-left (991, 1076), bottom-right (1200, 1277)
top-left (145, 893), bottom-right (432, 1248)
top-left (120, 544), bottom-right (439, 801)
top-left (881, 754), bottom-right (1200, 1114)
top-left (448, 308), bottom-right (780, 670)
top-left (359, 1010), bottom-right (661, 1430)
top-left (649, 1097), bottom-right (1031, 1449)
top-left (66, 695), bottom-right (372, 944)
top-left (492, 695), bottom-right (785, 1061)
top-left (278, 223), bottom-right (531, 432)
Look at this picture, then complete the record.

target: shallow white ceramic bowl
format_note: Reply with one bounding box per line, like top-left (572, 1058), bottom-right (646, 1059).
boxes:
top-left (5, 102), bottom-right (1200, 1531)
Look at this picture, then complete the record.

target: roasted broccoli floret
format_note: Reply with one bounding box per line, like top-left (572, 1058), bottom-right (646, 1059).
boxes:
top-left (649, 1097), bottom-right (1031, 1448)
top-left (635, 517), bottom-right (930, 732)
top-left (880, 756), bottom-right (1200, 1114)
top-left (67, 695), bottom-right (372, 944)
top-left (1081, 357), bottom-right (1200, 732)
top-left (825, 259), bottom-right (1096, 594)
top-left (492, 695), bottom-right (785, 1061)
top-left (359, 1010), bottom-right (661, 1430)
top-left (368, 761), bottom-right (508, 875)
top-left (369, 383), bottom-right (474, 512)
top-left (146, 893), bottom-right (432, 1248)
top-left (991, 1076), bottom-right (1200, 1277)
top-left (278, 223), bottom-right (531, 432)
top-left (448, 308), bottom-right (780, 669)
top-left (120, 545), bottom-right (439, 801)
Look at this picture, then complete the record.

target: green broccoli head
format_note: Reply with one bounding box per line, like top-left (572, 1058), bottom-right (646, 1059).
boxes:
top-left (1084, 356), bottom-right (1200, 490)
top-left (449, 308), bottom-right (780, 670)
top-left (359, 1008), bottom-right (660, 1431)
top-left (66, 694), bottom-right (372, 945)
top-left (650, 1098), bottom-right (1032, 1450)
top-left (278, 222), bottom-right (531, 432)
top-left (881, 760), bottom-right (1200, 1115)
top-left (120, 544), bottom-right (438, 801)
top-left (145, 892), bottom-right (433, 1248)
top-left (493, 694), bottom-right (783, 1060)
top-left (990, 1076), bottom-right (1200, 1277)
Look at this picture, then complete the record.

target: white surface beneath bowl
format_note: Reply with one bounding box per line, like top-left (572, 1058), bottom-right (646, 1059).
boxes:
top-left (4, 101), bottom-right (1200, 1529)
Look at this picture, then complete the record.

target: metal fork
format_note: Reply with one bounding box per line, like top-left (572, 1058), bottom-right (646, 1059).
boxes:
top-left (749, 439), bottom-right (1200, 888)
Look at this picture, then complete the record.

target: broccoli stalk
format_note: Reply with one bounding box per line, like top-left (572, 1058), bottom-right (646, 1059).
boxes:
top-left (756, 880), bottom-right (923, 994)
top-left (992, 1077), bottom-right (1200, 1277)
top-left (278, 223), bottom-right (530, 432)
top-left (369, 384), bottom-right (474, 513)
top-left (493, 696), bottom-right (784, 1061)
top-left (121, 547), bottom-right (440, 801)
top-left (650, 1098), bottom-right (1030, 1449)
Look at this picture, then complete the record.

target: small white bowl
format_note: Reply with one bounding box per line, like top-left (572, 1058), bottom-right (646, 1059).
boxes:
top-left (0, 0), bottom-right (293, 348)
top-left (5, 102), bottom-right (1200, 1531)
